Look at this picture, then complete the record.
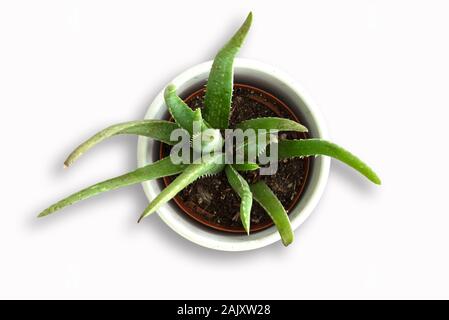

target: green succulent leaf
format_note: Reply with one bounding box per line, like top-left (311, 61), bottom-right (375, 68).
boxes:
top-left (250, 181), bottom-right (294, 246)
top-left (233, 132), bottom-right (277, 163)
top-left (138, 154), bottom-right (225, 222)
top-left (246, 134), bottom-right (277, 162)
top-left (164, 84), bottom-right (195, 134)
top-left (225, 165), bottom-right (252, 234)
top-left (232, 163), bottom-right (259, 171)
top-left (235, 117), bottom-right (308, 133)
top-left (38, 157), bottom-right (187, 218)
top-left (164, 84), bottom-right (208, 135)
top-left (192, 108), bottom-right (202, 123)
top-left (203, 12), bottom-right (253, 129)
top-left (277, 139), bottom-right (381, 185)
top-left (64, 120), bottom-right (179, 167)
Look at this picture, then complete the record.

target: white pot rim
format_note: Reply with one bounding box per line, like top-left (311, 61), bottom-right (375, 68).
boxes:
top-left (137, 58), bottom-right (330, 251)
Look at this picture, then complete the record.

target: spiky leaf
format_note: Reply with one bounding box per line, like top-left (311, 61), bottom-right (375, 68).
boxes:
top-left (192, 108), bottom-right (202, 124)
top-left (235, 117), bottom-right (308, 133)
top-left (203, 12), bottom-right (253, 129)
top-left (225, 165), bottom-right (252, 234)
top-left (232, 163), bottom-right (259, 171)
top-left (250, 181), bottom-right (294, 246)
top-left (277, 139), bottom-right (381, 184)
top-left (233, 132), bottom-right (277, 163)
top-left (164, 84), bottom-right (196, 134)
top-left (138, 154), bottom-right (225, 222)
top-left (38, 157), bottom-right (187, 217)
top-left (164, 84), bottom-right (208, 135)
top-left (64, 120), bottom-right (179, 167)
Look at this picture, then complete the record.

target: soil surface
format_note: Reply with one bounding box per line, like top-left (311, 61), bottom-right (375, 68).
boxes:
top-left (161, 84), bottom-right (310, 233)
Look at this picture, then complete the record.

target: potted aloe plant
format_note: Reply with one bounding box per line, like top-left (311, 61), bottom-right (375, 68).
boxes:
top-left (39, 12), bottom-right (380, 250)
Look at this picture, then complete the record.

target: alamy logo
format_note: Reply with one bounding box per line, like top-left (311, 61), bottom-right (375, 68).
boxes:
top-left (169, 121), bottom-right (279, 175)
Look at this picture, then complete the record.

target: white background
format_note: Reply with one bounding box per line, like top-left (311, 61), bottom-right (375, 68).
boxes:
top-left (1, 0), bottom-right (448, 299)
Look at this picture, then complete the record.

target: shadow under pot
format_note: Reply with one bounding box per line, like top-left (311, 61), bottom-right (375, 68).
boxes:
top-left (159, 83), bottom-right (311, 234)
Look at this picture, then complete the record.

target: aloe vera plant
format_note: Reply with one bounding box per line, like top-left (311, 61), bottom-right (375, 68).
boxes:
top-left (38, 12), bottom-right (380, 247)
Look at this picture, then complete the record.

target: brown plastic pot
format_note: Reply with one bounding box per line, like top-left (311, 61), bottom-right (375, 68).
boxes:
top-left (159, 83), bottom-right (310, 234)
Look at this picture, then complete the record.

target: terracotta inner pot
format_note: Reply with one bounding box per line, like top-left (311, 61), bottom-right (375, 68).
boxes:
top-left (159, 83), bottom-right (311, 233)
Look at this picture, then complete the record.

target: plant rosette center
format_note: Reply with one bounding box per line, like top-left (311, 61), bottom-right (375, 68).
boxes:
top-left (191, 128), bottom-right (223, 154)
top-left (171, 120), bottom-right (279, 175)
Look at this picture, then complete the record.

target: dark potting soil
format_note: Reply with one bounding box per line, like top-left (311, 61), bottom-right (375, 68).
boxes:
top-left (161, 84), bottom-right (310, 233)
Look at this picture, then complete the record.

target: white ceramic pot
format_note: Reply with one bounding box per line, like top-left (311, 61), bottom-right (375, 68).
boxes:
top-left (137, 58), bottom-right (330, 251)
